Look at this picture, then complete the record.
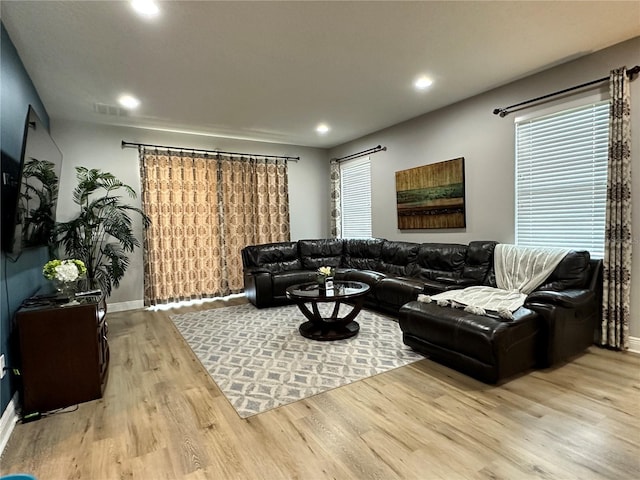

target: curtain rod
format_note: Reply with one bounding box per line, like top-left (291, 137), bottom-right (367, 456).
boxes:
top-left (333, 145), bottom-right (387, 163)
top-left (493, 65), bottom-right (640, 118)
top-left (121, 141), bottom-right (300, 161)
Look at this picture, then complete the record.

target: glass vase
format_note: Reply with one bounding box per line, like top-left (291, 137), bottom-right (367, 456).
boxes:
top-left (55, 279), bottom-right (78, 303)
top-left (316, 275), bottom-right (334, 292)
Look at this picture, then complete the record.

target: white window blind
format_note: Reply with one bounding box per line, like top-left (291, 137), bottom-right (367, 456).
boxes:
top-left (340, 156), bottom-right (372, 238)
top-left (515, 101), bottom-right (609, 258)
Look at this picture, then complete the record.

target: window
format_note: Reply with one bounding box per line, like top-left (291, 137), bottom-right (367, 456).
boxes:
top-left (515, 102), bottom-right (609, 258)
top-left (340, 156), bottom-right (372, 238)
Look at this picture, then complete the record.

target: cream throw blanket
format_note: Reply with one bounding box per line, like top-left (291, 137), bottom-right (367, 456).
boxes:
top-left (417, 244), bottom-right (570, 319)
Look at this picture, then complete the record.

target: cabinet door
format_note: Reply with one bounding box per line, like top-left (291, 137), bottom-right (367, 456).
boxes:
top-left (18, 302), bottom-right (104, 413)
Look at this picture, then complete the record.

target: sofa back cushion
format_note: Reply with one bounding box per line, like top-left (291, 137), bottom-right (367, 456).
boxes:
top-left (463, 241), bottom-right (498, 282)
top-left (537, 250), bottom-right (591, 291)
top-left (343, 238), bottom-right (385, 270)
top-left (378, 240), bottom-right (419, 276)
top-left (414, 243), bottom-right (467, 280)
top-left (241, 241), bottom-right (301, 273)
top-left (298, 239), bottom-right (344, 270)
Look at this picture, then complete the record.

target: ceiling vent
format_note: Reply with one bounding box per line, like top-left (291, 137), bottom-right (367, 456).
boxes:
top-left (93, 103), bottom-right (129, 117)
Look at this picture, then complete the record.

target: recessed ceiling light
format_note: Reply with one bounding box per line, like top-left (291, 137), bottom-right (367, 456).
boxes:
top-left (131, 0), bottom-right (160, 17)
top-left (118, 94), bottom-right (140, 110)
top-left (316, 123), bottom-right (330, 135)
top-left (414, 76), bottom-right (433, 90)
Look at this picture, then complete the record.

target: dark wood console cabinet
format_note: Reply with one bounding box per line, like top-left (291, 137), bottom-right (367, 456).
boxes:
top-left (16, 295), bottom-right (109, 414)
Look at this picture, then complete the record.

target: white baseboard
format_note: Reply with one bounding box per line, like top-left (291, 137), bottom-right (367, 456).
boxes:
top-left (108, 293), bottom-right (246, 313)
top-left (107, 299), bottom-right (144, 312)
top-left (628, 336), bottom-right (640, 354)
top-left (0, 392), bottom-right (19, 457)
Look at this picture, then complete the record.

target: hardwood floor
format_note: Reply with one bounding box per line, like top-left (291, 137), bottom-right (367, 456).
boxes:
top-left (2, 297), bottom-right (639, 479)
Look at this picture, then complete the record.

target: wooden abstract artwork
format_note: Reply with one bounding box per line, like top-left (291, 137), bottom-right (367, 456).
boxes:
top-left (395, 157), bottom-right (466, 229)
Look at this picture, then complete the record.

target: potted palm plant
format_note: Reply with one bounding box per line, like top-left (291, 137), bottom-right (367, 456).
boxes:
top-left (55, 167), bottom-right (151, 297)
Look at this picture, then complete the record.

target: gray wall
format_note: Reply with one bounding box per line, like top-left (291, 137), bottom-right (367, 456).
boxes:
top-left (329, 37), bottom-right (640, 337)
top-left (52, 37), bottom-right (640, 337)
top-left (0, 23), bottom-right (51, 416)
top-left (51, 120), bottom-right (330, 306)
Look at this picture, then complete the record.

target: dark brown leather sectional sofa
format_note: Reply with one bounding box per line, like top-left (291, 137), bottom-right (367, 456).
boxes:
top-left (241, 238), bottom-right (602, 383)
top-left (242, 238), bottom-right (496, 312)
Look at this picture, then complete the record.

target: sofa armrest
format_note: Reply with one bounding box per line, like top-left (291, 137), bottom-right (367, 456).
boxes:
top-left (244, 271), bottom-right (274, 308)
top-left (525, 289), bottom-right (594, 309)
top-left (525, 290), bottom-right (599, 367)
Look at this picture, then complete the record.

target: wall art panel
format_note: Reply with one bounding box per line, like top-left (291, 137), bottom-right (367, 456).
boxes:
top-left (395, 157), bottom-right (466, 229)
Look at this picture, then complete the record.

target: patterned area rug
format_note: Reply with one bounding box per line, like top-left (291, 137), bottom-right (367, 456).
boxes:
top-left (170, 303), bottom-right (422, 418)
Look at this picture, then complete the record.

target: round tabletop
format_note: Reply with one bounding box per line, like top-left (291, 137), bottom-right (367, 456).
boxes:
top-left (286, 280), bottom-right (370, 301)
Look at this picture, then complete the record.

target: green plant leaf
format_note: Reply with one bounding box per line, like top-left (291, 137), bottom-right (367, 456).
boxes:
top-left (54, 167), bottom-right (151, 297)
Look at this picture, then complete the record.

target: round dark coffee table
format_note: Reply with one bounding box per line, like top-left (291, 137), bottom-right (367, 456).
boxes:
top-left (286, 281), bottom-right (370, 341)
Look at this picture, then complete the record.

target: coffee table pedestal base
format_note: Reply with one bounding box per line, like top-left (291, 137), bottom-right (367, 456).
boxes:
top-left (286, 281), bottom-right (370, 342)
top-left (299, 320), bottom-right (360, 341)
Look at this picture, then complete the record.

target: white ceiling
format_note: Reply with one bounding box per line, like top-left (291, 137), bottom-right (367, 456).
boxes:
top-left (2, 1), bottom-right (639, 148)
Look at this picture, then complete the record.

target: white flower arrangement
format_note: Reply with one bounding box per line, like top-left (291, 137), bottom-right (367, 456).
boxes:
top-left (317, 266), bottom-right (334, 277)
top-left (43, 259), bottom-right (87, 283)
top-left (317, 266), bottom-right (335, 291)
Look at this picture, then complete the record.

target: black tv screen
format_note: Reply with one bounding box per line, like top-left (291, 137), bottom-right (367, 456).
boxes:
top-left (1, 105), bottom-right (63, 254)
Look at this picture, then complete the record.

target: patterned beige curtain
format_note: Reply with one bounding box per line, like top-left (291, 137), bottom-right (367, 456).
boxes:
top-left (140, 149), bottom-right (290, 305)
top-left (330, 160), bottom-right (341, 238)
top-left (601, 67), bottom-right (632, 349)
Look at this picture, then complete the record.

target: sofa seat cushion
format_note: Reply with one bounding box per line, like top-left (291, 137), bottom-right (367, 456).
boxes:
top-left (375, 276), bottom-right (424, 307)
top-left (399, 301), bottom-right (540, 382)
top-left (420, 277), bottom-right (478, 295)
top-left (271, 270), bottom-right (318, 297)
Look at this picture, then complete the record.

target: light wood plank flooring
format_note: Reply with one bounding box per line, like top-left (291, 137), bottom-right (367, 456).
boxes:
top-left (2, 297), bottom-right (639, 479)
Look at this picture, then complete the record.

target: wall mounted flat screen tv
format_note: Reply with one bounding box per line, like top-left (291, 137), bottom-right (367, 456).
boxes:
top-left (1, 105), bottom-right (63, 255)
